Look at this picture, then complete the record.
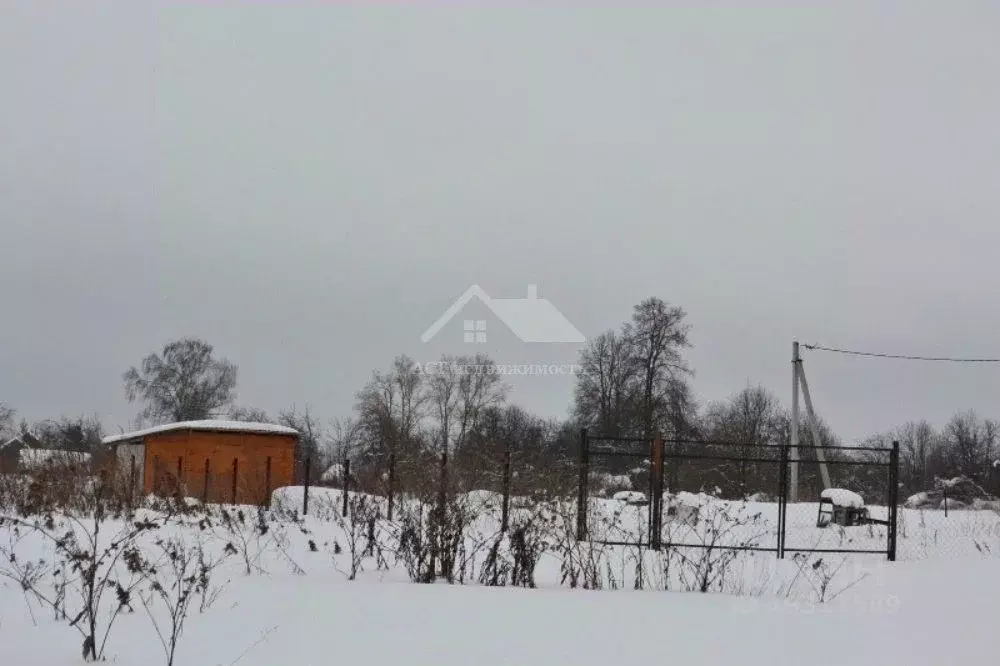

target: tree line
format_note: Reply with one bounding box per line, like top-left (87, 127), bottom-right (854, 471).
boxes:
top-left (2, 297), bottom-right (998, 499)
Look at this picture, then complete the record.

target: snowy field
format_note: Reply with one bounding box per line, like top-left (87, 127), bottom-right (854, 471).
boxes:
top-left (1, 486), bottom-right (997, 665)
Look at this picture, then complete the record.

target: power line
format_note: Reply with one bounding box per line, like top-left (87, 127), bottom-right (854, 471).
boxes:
top-left (802, 343), bottom-right (1000, 363)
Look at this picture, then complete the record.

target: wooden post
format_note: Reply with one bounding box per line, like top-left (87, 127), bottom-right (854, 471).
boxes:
top-left (264, 456), bottom-right (272, 508)
top-left (387, 450), bottom-right (396, 521)
top-left (231, 458), bottom-right (238, 505)
top-left (203, 458), bottom-right (210, 504)
top-left (342, 458), bottom-right (351, 518)
top-left (302, 457), bottom-right (311, 516)
top-left (576, 428), bottom-right (589, 542)
top-left (501, 444), bottom-right (512, 533)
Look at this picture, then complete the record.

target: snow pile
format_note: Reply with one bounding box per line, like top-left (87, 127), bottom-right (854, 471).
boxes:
top-left (589, 472), bottom-right (633, 495)
top-left (320, 463), bottom-right (348, 484)
top-left (906, 476), bottom-right (996, 509)
top-left (821, 488), bottom-right (864, 508)
top-left (613, 490), bottom-right (647, 504)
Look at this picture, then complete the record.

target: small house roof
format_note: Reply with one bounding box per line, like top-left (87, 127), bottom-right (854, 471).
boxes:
top-left (102, 420), bottom-right (298, 445)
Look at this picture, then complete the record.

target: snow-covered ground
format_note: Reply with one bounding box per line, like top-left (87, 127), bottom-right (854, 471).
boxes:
top-left (1, 487), bottom-right (997, 665)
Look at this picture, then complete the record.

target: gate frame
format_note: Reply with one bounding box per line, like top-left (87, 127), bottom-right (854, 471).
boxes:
top-left (577, 429), bottom-right (900, 561)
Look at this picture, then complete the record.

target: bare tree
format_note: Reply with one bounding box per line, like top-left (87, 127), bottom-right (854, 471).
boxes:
top-left (943, 410), bottom-right (997, 483)
top-left (355, 355), bottom-right (427, 463)
top-left (573, 330), bottom-right (639, 436)
top-left (427, 355), bottom-right (462, 457)
top-left (896, 420), bottom-right (939, 493)
top-left (0, 402), bottom-right (15, 440)
top-left (227, 406), bottom-right (270, 423)
top-left (704, 385), bottom-right (784, 496)
top-left (123, 338), bottom-right (237, 424)
top-left (326, 417), bottom-right (363, 466)
top-left (277, 405), bottom-right (323, 472)
top-left (625, 298), bottom-right (692, 439)
top-left (29, 415), bottom-right (104, 452)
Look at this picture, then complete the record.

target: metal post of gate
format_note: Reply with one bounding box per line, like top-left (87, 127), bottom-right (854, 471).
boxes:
top-left (777, 442), bottom-right (788, 559)
top-left (888, 441), bottom-right (900, 562)
top-left (651, 433), bottom-right (664, 550)
top-left (576, 428), bottom-right (589, 542)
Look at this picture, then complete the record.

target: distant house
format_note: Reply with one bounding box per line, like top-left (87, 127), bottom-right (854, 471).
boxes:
top-left (0, 436), bottom-right (27, 472)
top-left (102, 420), bottom-right (299, 505)
top-left (0, 434), bottom-right (90, 474)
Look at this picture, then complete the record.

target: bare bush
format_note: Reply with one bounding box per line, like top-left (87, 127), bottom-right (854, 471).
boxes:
top-left (135, 536), bottom-right (229, 666)
top-left (0, 481), bottom-right (178, 661)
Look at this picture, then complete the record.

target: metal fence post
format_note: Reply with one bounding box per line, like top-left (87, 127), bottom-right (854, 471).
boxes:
top-left (651, 433), bottom-right (664, 550)
top-left (303, 457), bottom-right (311, 516)
top-left (501, 444), bottom-right (512, 533)
top-left (888, 441), bottom-right (900, 562)
top-left (778, 442), bottom-right (788, 559)
top-left (576, 428), bottom-right (589, 542)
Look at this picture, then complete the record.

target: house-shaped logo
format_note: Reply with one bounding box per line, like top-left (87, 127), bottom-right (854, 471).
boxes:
top-left (421, 285), bottom-right (585, 344)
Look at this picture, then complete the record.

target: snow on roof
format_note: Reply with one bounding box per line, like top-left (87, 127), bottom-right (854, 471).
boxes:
top-left (102, 420), bottom-right (298, 445)
top-left (821, 488), bottom-right (864, 508)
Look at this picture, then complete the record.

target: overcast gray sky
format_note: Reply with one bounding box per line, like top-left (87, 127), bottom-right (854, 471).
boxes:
top-left (2, 0), bottom-right (1000, 442)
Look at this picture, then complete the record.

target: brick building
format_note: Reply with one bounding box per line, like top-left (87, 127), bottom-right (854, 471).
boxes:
top-left (102, 420), bottom-right (298, 505)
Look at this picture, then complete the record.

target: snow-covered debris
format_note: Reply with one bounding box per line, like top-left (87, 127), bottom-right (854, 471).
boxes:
top-left (906, 492), bottom-right (930, 508)
top-left (102, 420), bottom-right (298, 445)
top-left (18, 449), bottom-right (91, 467)
top-left (613, 491), bottom-right (647, 504)
top-left (673, 491), bottom-right (710, 507)
top-left (821, 488), bottom-right (864, 508)
top-left (321, 463), bottom-right (346, 484)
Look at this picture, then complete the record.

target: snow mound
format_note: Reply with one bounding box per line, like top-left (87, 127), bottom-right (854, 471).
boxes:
top-left (613, 491), bottom-right (648, 504)
top-left (821, 488), bottom-right (864, 508)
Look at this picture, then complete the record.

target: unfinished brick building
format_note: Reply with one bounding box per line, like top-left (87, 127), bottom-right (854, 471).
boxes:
top-left (103, 420), bottom-right (299, 505)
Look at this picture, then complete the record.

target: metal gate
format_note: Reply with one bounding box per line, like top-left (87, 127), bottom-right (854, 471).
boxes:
top-left (576, 429), bottom-right (900, 561)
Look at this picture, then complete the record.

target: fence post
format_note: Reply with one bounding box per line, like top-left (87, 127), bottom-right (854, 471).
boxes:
top-left (129, 455), bottom-right (137, 506)
top-left (651, 433), bottom-right (664, 550)
top-left (576, 428), bottom-right (589, 542)
top-left (387, 449), bottom-right (396, 521)
top-left (264, 456), bottom-right (272, 508)
top-left (231, 458), bottom-right (238, 504)
top-left (777, 442), bottom-right (788, 559)
top-left (888, 441), bottom-right (900, 562)
top-left (501, 444), bottom-right (512, 533)
top-left (203, 458), bottom-right (210, 504)
top-left (303, 457), bottom-right (311, 516)
top-left (342, 458), bottom-right (351, 518)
